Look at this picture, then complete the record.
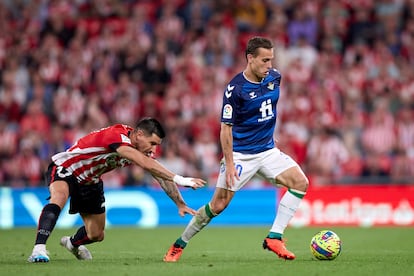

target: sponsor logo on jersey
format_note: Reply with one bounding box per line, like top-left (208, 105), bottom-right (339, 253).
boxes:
top-left (249, 91), bottom-right (257, 98)
top-left (222, 104), bottom-right (233, 119)
top-left (225, 84), bottom-right (235, 98)
top-left (258, 99), bottom-right (274, 122)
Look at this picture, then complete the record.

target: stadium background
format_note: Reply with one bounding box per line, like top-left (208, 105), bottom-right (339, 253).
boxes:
top-left (0, 0), bottom-right (413, 228)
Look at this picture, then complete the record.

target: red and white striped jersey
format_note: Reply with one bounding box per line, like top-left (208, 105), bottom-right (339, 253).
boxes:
top-left (52, 124), bottom-right (134, 185)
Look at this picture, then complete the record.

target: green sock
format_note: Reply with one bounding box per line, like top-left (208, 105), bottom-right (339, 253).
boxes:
top-left (205, 203), bottom-right (217, 218)
top-left (267, 232), bottom-right (282, 240)
top-left (174, 237), bottom-right (187, 248)
top-left (288, 188), bottom-right (306, 199)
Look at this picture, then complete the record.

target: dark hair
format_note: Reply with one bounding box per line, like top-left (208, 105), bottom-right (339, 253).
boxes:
top-left (245, 37), bottom-right (273, 58)
top-left (136, 117), bottom-right (166, 139)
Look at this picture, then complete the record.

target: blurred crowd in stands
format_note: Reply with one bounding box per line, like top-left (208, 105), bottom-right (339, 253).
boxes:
top-left (0, 0), bottom-right (414, 188)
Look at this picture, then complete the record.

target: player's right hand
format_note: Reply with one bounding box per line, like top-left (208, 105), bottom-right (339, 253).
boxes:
top-left (188, 178), bottom-right (206, 189)
top-left (225, 165), bottom-right (240, 189)
top-left (173, 175), bottom-right (206, 189)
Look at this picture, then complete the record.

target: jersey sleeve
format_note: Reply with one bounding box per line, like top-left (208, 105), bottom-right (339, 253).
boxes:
top-left (74, 124), bottom-right (134, 152)
top-left (270, 68), bottom-right (282, 86)
top-left (221, 83), bottom-right (240, 125)
top-left (106, 125), bottom-right (134, 151)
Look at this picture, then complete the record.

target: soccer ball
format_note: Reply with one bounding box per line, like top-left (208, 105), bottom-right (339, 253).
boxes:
top-left (310, 230), bottom-right (342, 260)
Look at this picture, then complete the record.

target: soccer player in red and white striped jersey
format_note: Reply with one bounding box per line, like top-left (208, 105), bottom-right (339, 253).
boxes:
top-left (28, 117), bottom-right (206, 263)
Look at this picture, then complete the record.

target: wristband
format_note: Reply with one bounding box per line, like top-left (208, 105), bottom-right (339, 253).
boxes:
top-left (173, 175), bottom-right (194, 187)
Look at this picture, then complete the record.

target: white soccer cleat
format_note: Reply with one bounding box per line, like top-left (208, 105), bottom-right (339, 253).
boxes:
top-left (28, 246), bottom-right (50, 263)
top-left (60, 236), bottom-right (92, 260)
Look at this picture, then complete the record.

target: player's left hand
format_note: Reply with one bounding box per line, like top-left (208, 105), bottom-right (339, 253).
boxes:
top-left (178, 205), bottom-right (199, 217)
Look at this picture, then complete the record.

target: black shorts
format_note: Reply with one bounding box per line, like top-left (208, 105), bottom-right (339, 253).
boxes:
top-left (46, 163), bottom-right (106, 215)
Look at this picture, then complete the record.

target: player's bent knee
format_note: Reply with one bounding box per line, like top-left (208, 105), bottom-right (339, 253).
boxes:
top-left (295, 175), bottom-right (309, 192)
top-left (286, 173), bottom-right (309, 192)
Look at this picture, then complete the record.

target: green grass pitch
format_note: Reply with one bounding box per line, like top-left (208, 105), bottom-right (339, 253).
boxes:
top-left (1, 226), bottom-right (413, 276)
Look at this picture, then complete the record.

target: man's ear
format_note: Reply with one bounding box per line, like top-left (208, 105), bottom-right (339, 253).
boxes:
top-left (135, 129), bottom-right (144, 137)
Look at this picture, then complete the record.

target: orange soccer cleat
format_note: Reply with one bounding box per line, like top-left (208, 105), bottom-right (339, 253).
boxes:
top-left (262, 238), bottom-right (296, 260)
top-left (163, 244), bottom-right (184, 262)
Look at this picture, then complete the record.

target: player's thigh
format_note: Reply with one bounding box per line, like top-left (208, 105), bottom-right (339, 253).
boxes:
top-left (275, 166), bottom-right (308, 191)
top-left (49, 181), bottom-right (70, 209)
top-left (46, 163), bottom-right (72, 209)
top-left (259, 148), bottom-right (307, 190)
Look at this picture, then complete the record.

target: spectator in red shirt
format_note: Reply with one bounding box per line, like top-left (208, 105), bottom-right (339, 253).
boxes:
top-left (20, 99), bottom-right (51, 136)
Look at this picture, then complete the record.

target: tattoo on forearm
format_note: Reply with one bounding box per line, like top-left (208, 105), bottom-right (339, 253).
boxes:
top-left (154, 175), bottom-right (185, 205)
top-left (150, 168), bottom-right (173, 182)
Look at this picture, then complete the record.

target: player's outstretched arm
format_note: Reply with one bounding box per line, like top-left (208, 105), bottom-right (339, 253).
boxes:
top-left (117, 145), bottom-right (206, 188)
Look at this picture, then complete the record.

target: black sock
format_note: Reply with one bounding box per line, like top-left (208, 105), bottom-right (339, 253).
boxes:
top-left (174, 237), bottom-right (187, 248)
top-left (35, 203), bottom-right (61, 244)
top-left (70, 226), bottom-right (93, 247)
top-left (267, 232), bottom-right (282, 240)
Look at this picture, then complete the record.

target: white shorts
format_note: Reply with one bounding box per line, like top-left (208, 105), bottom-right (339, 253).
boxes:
top-left (216, 148), bottom-right (299, 191)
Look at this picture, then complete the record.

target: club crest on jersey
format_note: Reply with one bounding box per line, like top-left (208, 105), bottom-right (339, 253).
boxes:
top-left (222, 104), bottom-right (233, 119)
top-left (267, 82), bottom-right (274, 90)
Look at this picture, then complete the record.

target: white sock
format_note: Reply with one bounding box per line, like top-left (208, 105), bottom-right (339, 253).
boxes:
top-left (181, 204), bottom-right (214, 243)
top-left (270, 190), bottom-right (304, 234)
top-left (34, 244), bottom-right (46, 252)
